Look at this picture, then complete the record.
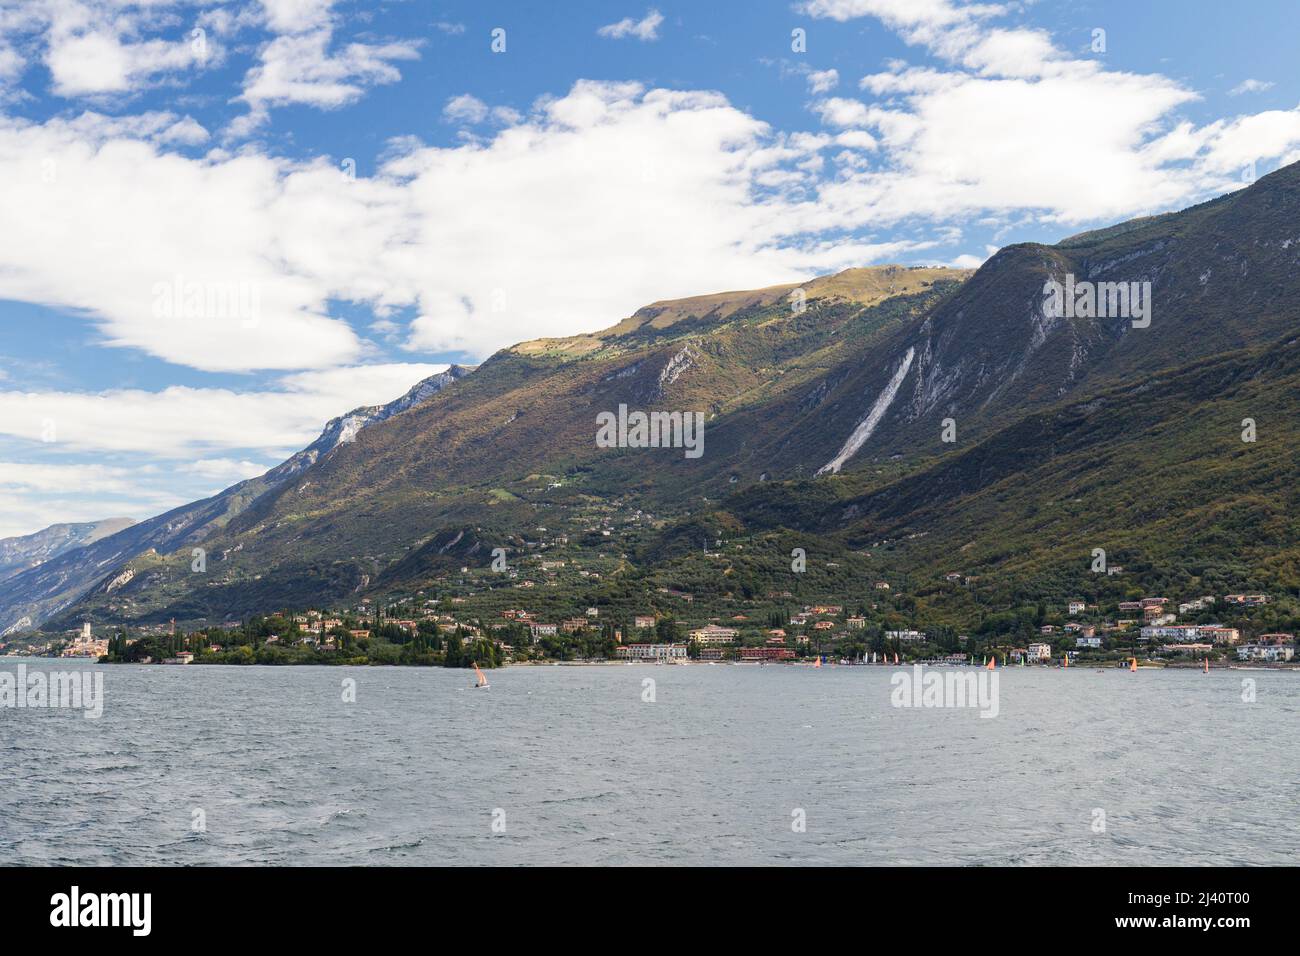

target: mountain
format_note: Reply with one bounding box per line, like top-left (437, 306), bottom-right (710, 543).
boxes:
top-left (0, 366), bottom-right (472, 635)
top-left (0, 518), bottom-right (135, 583)
top-left (26, 159), bottom-right (1300, 632)
top-left (37, 265), bottom-right (968, 624)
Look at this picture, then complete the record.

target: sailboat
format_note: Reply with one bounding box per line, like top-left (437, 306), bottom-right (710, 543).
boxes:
top-left (473, 662), bottom-right (490, 689)
top-left (986, 656), bottom-right (995, 670)
top-left (812, 655), bottom-right (822, 668)
top-left (1128, 657), bottom-right (1138, 673)
top-left (1203, 657), bottom-right (1210, 674)
top-left (1063, 654), bottom-right (1069, 669)
top-left (893, 652), bottom-right (899, 665)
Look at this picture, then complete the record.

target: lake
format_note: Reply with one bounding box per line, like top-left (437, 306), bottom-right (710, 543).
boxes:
top-left (2, 659), bottom-right (1296, 865)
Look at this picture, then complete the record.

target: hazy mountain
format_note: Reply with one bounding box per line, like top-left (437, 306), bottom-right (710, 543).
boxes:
top-left (0, 518), bottom-right (135, 583)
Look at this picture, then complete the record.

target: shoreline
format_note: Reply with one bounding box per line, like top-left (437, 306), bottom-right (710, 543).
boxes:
top-left (6, 655), bottom-right (1298, 672)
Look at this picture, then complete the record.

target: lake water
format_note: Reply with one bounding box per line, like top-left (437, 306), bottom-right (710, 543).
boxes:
top-left (2, 659), bottom-right (1296, 865)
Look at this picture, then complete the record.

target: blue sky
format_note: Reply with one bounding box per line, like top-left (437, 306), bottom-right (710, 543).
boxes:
top-left (0, 0), bottom-right (1298, 537)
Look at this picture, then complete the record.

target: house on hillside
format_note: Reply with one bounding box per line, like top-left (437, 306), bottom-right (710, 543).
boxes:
top-left (689, 624), bottom-right (738, 645)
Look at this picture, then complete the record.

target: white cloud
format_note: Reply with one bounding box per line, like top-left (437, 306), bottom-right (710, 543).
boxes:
top-left (46, 30), bottom-right (203, 96)
top-left (597, 9), bottom-right (664, 41)
top-left (0, 114), bottom-right (375, 371)
top-left (0, 363), bottom-right (448, 458)
top-left (177, 458), bottom-right (275, 482)
top-left (807, 69), bottom-right (839, 94)
top-left (238, 28), bottom-right (419, 119)
top-left (0, 462), bottom-right (190, 538)
top-left (1229, 78), bottom-right (1274, 97)
top-left (797, 2), bottom-right (1300, 227)
top-left (227, 0), bottom-right (419, 135)
top-left (443, 93), bottom-right (521, 126)
top-left (2, 1), bottom-right (221, 98)
top-left (384, 81), bottom-right (925, 356)
top-left (0, 361), bottom-right (447, 536)
top-left (811, 96), bottom-right (874, 128)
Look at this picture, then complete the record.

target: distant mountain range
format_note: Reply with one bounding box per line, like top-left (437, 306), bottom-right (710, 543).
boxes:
top-left (0, 518), bottom-right (135, 584)
top-left (8, 159), bottom-right (1300, 634)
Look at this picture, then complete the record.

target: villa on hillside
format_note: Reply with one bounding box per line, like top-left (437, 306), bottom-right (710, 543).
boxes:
top-left (689, 624), bottom-right (738, 645)
top-left (1237, 642), bottom-right (1295, 662)
top-left (1140, 625), bottom-right (1241, 645)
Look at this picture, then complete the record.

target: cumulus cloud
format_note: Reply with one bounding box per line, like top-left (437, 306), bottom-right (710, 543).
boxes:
top-left (384, 81), bottom-right (924, 356)
top-left (0, 1), bottom-right (219, 99)
top-left (0, 80), bottom-right (930, 372)
top-left (796, 0), bottom-right (1300, 226)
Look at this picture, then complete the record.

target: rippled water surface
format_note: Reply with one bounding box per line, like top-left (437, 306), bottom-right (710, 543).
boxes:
top-left (3, 659), bottom-right (1297, 865)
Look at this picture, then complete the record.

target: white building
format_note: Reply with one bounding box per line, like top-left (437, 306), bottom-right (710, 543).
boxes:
top-left (529, 623), bottom-right (558, 641)
top-left (1141, 625), bottom-right (1240, 645)
top-left (689, 624), bottom-right (738, 645)
top-left (1236, 643), bottom-right (1295, 662)
top-left (615, 643), bottom-right (687, 661)
top-left (1027, 642), bottom-right (1053, 661)
top-left (1075, 635), bottom-right (1102, 648)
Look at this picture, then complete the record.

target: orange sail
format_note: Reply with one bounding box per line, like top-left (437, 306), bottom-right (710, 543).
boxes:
top-left (893, 652), bottom-right (899, 665)
top-left (1129, 657), bottom-right (1137, 673)
top-left (473, 662), bottom-right (489, 687)
top-left (986, 656), bottom-right (995, 670)
top-left (1063, 654), bottom-right (1069, 668)
top-left (1203, 657), bottom-right (1209, 674)
top-left (812, 655), bottom-right (821, 668)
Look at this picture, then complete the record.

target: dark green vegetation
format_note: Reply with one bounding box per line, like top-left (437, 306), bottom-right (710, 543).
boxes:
top-left (101, 610), bottom-right (506, 669)
top-left (11, 161), bottom-right (1300, 650)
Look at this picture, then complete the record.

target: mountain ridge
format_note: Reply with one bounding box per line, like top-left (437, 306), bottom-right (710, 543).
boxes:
top-left (15, 160), bottom-right (1300, 634)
